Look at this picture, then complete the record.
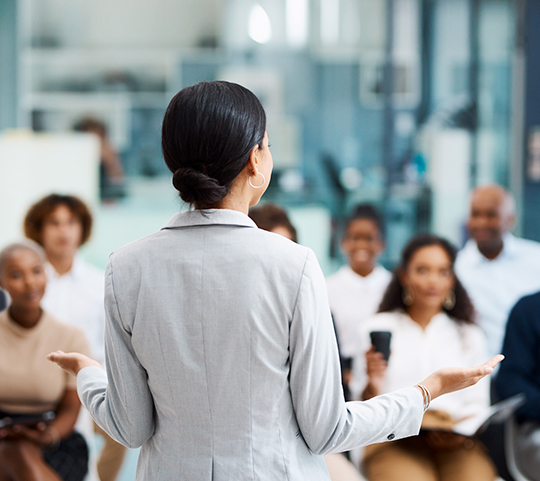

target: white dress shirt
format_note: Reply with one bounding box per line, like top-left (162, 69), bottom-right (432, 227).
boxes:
top-left (351, 311), bottom-right (490, 422)
top-left (455, 233), bottom-right (540, 357)
top-left (42, 256), bottom-right (105, 364)
top-left (326, 265), bottom-right (392, 358)
top-left (76, 209), bottom-right (424, 481)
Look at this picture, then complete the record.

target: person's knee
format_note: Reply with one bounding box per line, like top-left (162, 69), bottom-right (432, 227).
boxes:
top-left (364, 444), bottom-right (437, 481)
top-left (438, 444), bottom-right (497, 481)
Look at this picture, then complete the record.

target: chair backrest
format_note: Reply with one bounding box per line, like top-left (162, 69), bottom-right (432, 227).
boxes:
top-left (504, 416), bottom-right (531, 481)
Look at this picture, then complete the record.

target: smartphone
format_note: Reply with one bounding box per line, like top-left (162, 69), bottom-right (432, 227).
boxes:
top-left (370, 331), bottom-right (392, 361)
top-left (0, 289), bottom-right (7, 312)
top-left (0, 411), bottom-right (55, 429)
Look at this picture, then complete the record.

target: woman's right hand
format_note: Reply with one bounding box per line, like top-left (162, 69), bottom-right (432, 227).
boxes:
top-left (418, 355), bottom-right (504, 400)
top-left (362, 346), bottom-right (388, 400)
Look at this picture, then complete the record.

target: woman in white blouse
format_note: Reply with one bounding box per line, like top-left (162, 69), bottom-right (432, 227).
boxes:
top-left (353, 234), bottom-right (497, 481)
top-left (326, 204), bottom-right (391, 399)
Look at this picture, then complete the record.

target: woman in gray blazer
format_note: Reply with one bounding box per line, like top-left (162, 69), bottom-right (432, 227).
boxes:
top-left (49, 81), bottom-right (502, 481)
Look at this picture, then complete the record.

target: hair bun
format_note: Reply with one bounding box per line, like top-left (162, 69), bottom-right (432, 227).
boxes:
top-left (162, 82), bottom-right (266, 208)
top-left (172, 167), bottom-right (228, 206)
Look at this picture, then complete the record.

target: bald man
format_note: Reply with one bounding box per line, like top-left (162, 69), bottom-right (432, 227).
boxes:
top-left (455, 184), bottom-right (540, 357)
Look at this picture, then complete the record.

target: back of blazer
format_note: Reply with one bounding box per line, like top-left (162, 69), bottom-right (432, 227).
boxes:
top-left (77, 209), bottom-right (424, 480)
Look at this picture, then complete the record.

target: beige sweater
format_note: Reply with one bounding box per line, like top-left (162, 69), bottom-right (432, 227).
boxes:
top-left (0, 310), bottom-right (90, 413)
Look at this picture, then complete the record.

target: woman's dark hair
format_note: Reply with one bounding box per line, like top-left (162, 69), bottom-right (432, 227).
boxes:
top-left (378, 233), bottom-right (475, 324)
top-left (344, 203), bottom-right (385, 239)
top-left (162, 81), bottom-right (267, 208)
top-left (249, 203), bottom-right (298, 243)
top-left (24, 194), bottom-right (93, 247)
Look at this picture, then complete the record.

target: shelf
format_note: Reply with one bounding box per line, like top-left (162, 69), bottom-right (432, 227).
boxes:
top-left (25, 92), bottom-right (174, 110)
top-left (22, 48), bottom-right (180, 66)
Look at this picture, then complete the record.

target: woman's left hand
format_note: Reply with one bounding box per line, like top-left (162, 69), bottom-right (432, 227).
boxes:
top-left (0, 426), bottom-right (20, 441)
top-left (15, 424), bottom-right (50, 447)
top-left (419, 355), bottom-right (504, 399)
top-left (0, 423), bottom-right (52, 447)
top-left (47, 351), bottom-right (102, 376)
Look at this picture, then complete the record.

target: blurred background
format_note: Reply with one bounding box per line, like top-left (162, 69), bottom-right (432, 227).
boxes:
top-left (2, 0), bottom-right (540, 478)
top-left (3, 0), bottom-right (540, 274)
top-left (0, 0), bottom-right (536, 268)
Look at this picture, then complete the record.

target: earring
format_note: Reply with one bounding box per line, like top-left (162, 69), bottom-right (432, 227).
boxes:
top-left (248, 172), bottom-right (265, 189)
top-left (402, 286), bottom-right (414, 306)
top-left (443, 290), bottom-right (456, 310)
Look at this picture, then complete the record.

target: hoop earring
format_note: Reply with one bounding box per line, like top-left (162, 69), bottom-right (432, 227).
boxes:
top-left (248, 172), bottom-right (265, 189)
top-left (402, 286), bottom-right (414, 306)
top-left (443, 290), bottom-right (456, 310)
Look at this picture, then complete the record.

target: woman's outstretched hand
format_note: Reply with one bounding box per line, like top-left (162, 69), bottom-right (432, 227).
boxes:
top-left (418, 355), bottom-right (504, 400)
top-left (47, 351), bottom-right (103, 376)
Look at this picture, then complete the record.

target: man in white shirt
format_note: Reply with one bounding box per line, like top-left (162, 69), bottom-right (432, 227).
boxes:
top-left (326, 204), bottom-right (391, 398)
top-left (24, 194), bottom-right (126, 481)
top-left (455, 184), bottom-right (540, 358)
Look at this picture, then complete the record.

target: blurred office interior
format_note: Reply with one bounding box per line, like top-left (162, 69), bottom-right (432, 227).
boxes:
top-left (2, 1), bottom-right (540, 479)
top-left (1, 0), bottom-right (540, 273)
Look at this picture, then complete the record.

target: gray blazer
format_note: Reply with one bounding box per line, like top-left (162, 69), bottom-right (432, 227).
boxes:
top-left (78, 209), bottom-right (423, 480)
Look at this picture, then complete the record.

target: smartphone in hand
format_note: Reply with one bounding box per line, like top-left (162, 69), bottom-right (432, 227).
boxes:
top-left (0, 411), bottom-right (55, 429)
top-left (370, 331), bottom-right (392, 361)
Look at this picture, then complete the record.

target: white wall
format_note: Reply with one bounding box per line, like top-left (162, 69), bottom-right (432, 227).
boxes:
top-left (0, 131), bottom-right (100, 249)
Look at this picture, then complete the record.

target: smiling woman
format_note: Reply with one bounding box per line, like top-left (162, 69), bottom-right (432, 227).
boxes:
top-left (326, 203), bottom-right (391, 371)
top-left (351, 234), bottom-right (497, 481)
top-left (0, 242), bottom-right (91, 481)
top-left (378, 234), bottom-right (474, 323)
top-left (23, 194), bottom-right (126, 480)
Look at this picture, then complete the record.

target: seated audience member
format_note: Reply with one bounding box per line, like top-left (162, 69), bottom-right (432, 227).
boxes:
top-left (326, 204), bottom-right (391, 398)
top-left (24, 194), bottom-right (126, 481)
top-left (352, 234), bottom-right (496, 481)
top-left (73, 117), bottom-right (125, 201)
top-left (455, 184), bottom-right (540, 357)
top-left (0, 242), bottom-right (91, 481)
top-left (497, 292), bottom-right (540, 481)
top-left (248, 203), bottom-right (297, 242)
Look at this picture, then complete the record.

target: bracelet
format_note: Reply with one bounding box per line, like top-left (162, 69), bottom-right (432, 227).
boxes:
top-left (416, 384), bottom-right (431, 412)
top-left (45, 426), bottom-right (61, 450)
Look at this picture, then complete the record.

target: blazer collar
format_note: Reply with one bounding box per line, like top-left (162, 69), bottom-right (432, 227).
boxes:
top-left (162, 209), bottom-right (257, 230)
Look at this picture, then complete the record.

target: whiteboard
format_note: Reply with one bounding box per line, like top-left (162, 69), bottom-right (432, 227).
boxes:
top-left (0, 130), bottom-right (100, 249)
